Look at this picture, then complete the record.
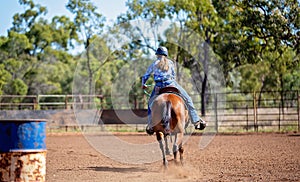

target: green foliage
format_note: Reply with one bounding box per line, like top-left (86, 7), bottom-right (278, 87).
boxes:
top-left (0, 64), bottom-right (11, 95)
top-left (0, 0), bottom-right (299, 103)
top-left (66, 0), bottom-right (105, 45)
top-left (66, 0), bottom-right (106, 98)
top-left (11, 0), bottom-right (47, 33)
top-left (285, 68), bottom-right (300, 91)
top-left (0, 0), bottom-right (80, 96)
top-left (238, 62), bottom-right (270, 92)
top-left (6, 78), bottom-right (28, 95)
top-left (50, 15), bottom-right (79, 49)
top-left (237, 47), bottom-right (299, 93)
top-left (1, 31), bottom-right (32, 58)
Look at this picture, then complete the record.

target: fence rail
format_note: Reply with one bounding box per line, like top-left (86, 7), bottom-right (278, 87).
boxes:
top-left (0, 91), bottom-right (299, 132)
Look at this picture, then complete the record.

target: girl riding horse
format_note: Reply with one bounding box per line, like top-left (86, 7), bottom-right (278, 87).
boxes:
top-left (142, 46), bottom-right (206, 135)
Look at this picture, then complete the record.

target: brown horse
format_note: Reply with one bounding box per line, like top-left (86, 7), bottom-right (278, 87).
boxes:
top-left (151, 87), bottom-right (189, 167)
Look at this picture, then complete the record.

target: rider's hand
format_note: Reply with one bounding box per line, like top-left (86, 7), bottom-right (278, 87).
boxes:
top-left (142, 85), bottom-right (148, 89)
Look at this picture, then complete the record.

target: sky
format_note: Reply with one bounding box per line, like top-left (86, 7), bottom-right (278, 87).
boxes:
top-left (0, 0), bottom-right (128, 36)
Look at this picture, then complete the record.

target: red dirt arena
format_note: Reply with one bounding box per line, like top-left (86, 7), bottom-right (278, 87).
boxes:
top-left (46, 132), bottom-right (300, 182)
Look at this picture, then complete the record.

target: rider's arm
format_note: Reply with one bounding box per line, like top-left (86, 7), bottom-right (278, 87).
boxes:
top-left (142, 62), bottom-right (155, 87)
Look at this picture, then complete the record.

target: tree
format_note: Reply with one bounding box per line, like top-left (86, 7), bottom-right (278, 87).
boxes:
top-left (1, 0), bottom-right (78, 95)
top-left (66, 0), bottom-right (106, 99)
top-left (10, 0), bottom-right (47, 33)
top-left (0, 64), bottom-right (11, 95)
top-left (212, 0), bottom-right (300, 71)
top-left (168, 0), bottom-right (223, 116)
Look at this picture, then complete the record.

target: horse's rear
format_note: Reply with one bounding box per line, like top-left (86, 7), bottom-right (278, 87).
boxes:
top-left (151, 93), bottom-right (188, 167)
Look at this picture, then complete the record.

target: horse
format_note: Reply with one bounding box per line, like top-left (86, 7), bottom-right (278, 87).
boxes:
top-left (151, 87), bottom-right (189, 167)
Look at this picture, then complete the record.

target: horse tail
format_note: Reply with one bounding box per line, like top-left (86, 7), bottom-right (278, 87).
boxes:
top-left (162, 101), bottom-right (171, 131)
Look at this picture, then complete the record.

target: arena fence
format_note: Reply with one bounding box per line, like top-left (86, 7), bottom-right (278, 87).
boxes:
top-left (0, 91), bottom-right (299, 132)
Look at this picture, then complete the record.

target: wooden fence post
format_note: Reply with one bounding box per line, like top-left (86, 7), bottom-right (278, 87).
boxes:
top-left (278, 102), bottom-right (281, 132)
top-left (253, 92), bottom-right (258, 132)
top-left (37, 95), bottom-right (40, 110)
top-left (297, 90), bottom-right (300, 132)
top-left (214, 93), bottom-right (218, 133)
top-left (65, 95), bottom-right (68, 109)
top-left (246, 105), bottom-right (249, 132)
top-left (33, 96), bottom-right (38, 110)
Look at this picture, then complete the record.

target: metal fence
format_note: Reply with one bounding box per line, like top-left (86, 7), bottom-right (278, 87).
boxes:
top-left (197, 91), bottom-right (300, 132)
top-left (0, 95), bottom-right (104, 110)
top-left (0, 91), bottom-right (299, 132)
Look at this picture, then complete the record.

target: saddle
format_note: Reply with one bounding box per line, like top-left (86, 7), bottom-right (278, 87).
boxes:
top-left (158, 86), bottom-right (180, 95)
top-left (158, 86), bottom-right (186, 108)
top-left (150, 86), bottom-right (183, 108)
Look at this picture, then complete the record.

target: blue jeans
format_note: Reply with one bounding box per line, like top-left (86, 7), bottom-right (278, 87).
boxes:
top-left (147, 81), bottom-right (200, 127)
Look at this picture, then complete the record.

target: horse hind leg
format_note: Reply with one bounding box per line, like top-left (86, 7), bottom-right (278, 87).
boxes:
top-left (172, 134), bottom-right (179, 164)
top-left (164, 135), bottom-right (171, 155)
top-left (179, 144), bottom-right (184, 166)
top-left (173, 143), bottom-right (178, 163)
top-left (157, 132), bottom-right (168, 167)
top-left (173, 133), bottom-right (184, 166)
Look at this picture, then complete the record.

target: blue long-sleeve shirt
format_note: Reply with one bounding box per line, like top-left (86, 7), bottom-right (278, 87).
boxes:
top-left (142, 59), bottom-right (176, 86)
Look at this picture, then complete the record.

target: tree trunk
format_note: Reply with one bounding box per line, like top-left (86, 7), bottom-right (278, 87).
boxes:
top-left (201, 31), bottom-right (210, 116)
top-left (86, 38), bottom-right (93, 109)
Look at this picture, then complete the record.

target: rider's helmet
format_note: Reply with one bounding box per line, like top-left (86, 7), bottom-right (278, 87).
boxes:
top-left (155, 46), bottom-right (168, 57)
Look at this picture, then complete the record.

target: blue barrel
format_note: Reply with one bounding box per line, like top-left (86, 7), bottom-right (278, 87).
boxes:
top-left (0, 119), bottom-right (47, 182)
top-left (0, 120), bottom-right (46, 152)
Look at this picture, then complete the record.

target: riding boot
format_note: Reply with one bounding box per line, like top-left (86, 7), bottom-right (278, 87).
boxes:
top-left (194, 118), bottom-right (207, 130)
top-left (146, 125), bottom-right (154, 135)
top-left (146, 110), bottom-right (154, 135)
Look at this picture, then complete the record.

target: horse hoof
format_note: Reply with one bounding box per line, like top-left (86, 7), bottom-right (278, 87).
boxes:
top-left (166, 150), bottom-right (172, 156)
top-left (163, 158), bottom-right (168, 165)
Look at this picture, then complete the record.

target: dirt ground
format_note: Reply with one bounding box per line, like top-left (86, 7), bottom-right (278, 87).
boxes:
top-left (46, 132), bottom-right (300, 182)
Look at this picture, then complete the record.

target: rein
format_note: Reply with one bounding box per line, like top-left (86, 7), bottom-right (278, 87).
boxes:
top-left (143, 84), bottom-right (155, 97)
